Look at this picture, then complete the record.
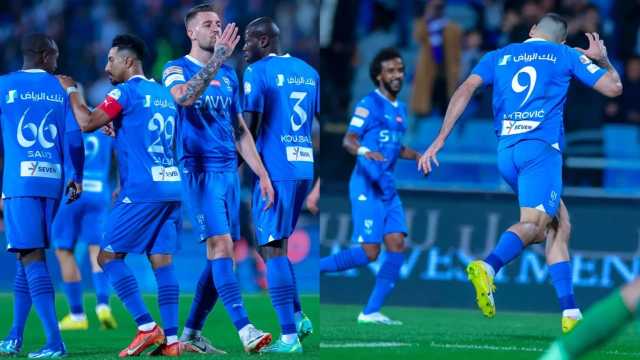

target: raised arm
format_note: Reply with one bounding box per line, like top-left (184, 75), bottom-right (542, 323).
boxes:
top-left (576, 33), bottom-right (623, 98)
top-left (418, 74), bottom-right (483, 174)
top-left (169, 23), bottom-right (240, 106)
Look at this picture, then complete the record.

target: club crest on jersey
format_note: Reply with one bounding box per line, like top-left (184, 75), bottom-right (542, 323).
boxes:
top-left (108, 88), bottom-right (121, 100)
top-left (498, 55), bottom-right (512, 66)
top-left (396, 115), bottom-right (403, 123)
top-left (364, 219), bottom-right (374, 235)
top-left (244, 81), bottom-right (251, 94)
top-left (276, 74), bottom-right (285, 87)
top-left (6, 90), bottom-right (17, 103)
top-left (221, 76), bottom-right (232, 90)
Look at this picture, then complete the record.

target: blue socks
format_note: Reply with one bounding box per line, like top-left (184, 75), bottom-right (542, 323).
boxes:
top-left (62, 281), bottom-right (83, 315)
top-left (8, 260), bottom-right (31, 340)
top-left (153, 265), bottom-right (179, 337)
top-left (103, 260), bottom-right (153, 326)
top-left (25, 260), bottom-right (62, 347)
top-left (92, 271), bottom-right (110, 306)
top-left (320, 247), bottom-right (370, 273)
top-left (287, 259), bottom-right (302, 314)
top-left (363, 251), bottom-right (404, 315)
top-left (549, 261), bottom-right (577, 310)
top-left (267, 257), bottom-right (296, 336)
top-left (484, 231), bottom-right (524, 274)
top-left (212, 258), bottom-right (250, 330)
top-left (185, 261), bottom-right (218, 331)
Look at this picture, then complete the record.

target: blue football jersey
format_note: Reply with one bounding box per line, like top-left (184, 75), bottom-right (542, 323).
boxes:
top-left (0, 69), bottom-right (80, 199)
top-left (100, 76), bottom-right (181, 202)
top-left (472, 38), bottom-right (607, 151)
top-left (162, 56), bottom-right (241, 171)
top-left (76, 132), bottom-right (113, 202)
top-left (243, 54), bottom-right (319, 181)
top-left (347, 90), bottom-right (407, 191)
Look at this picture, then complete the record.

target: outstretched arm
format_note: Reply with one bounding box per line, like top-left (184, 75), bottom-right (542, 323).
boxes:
top-left (169, 23), bottom-right (240, 106)
top-left (418, 74), bottom-right (483, 174)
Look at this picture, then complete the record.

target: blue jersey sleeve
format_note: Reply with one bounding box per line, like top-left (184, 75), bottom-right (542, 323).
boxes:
top-left (566, 47), bottom-right (607, 87)
top-left (230, 71), bottom-right (242, 119)
top-left (315, 74), bottom-right (320, 116)
top-left (347, 98), bottom-right (374, 136)
top-left (242, 65), bottom-right (265, 113)
top-left (66, 129), bottom-right (84, 182)
top-left (162, 61), bottom-right (187, 91)
top-left (471, 50), bottom-right (499, 85)
top-left (64, 98), bottom-right (80, 133)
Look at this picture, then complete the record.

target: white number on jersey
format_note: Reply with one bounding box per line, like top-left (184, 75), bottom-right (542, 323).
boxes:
top-left (17, 108), bottom-right (58, 149)
top-left (147, 112), bottom-right (175, 164)
top-left (289, 91), bottom-right (308, 132)
top-left (511, 66), bottom-right (537, 107)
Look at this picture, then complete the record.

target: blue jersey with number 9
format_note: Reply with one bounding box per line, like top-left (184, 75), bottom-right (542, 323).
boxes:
top-left (242, 54), bottom-right (319, 181)
top-left (472, 38), bottom-right (607, 152)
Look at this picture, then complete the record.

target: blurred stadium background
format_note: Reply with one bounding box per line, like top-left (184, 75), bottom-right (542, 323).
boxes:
top-left (0, 0), bottom-right (319, 322)
top-left (320, 0), bottom-right (640, 357)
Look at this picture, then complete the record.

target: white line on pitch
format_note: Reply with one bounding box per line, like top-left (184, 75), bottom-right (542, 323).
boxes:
top-left (430, 342), bottom-right (640, 357)
top-left (321, 342), bottom-right (413, 348)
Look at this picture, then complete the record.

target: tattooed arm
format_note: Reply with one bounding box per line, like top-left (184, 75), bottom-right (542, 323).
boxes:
top-left (170, 23), bottom-right (240, 106)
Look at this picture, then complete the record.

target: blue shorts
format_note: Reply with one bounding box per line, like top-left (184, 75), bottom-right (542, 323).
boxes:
top-left (252, 179), bottom-right (313, 246)
top-left (101, 201), bottom-right (181, 255)
top-left (5, 197), bottom-right (59, 252)
top-left (182, 170), bottom-right (240, 241)
top-left (350, 190), bottom-right (407, 244)
top-left (52, 197), bottom-right (109, 250)
top-left (497, 139), bottom-right (562, 216)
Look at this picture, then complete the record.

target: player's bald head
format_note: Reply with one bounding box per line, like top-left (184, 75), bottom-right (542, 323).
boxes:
top-left (532, 13), bottom-right (568, 43)
top-left (243, 17), bottom-right (281, 63)
top-left (246, 17), bottom-right (280, 40)
top-left (21, 33), bottom-right (58, 72)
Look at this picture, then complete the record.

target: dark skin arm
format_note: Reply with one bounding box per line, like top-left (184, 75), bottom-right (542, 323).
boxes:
top-left (56, 76), bottom-right (112, 132)
top-left (242, 111), bottom-right (262, 139)
top-left (399, 145), bottom-right (420, 161)
top-left (342, 132), bottom-right (385, 161)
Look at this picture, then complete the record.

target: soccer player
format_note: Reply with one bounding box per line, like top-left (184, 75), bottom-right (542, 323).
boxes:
top-left (320, 48), bottom-right (420, 326)
top-left (242, 17), bottom-right (320, 353)
top-left (0, 33), bottom-right (84, 358)
top-left (162, 5), bottom-right (273, 354)
top-left (541, 277), bottom-right (640, 359)
top-left (54, 130), bottom-right (117, 331)
top-left (58, 34), bottom-right (184, 357)
top-left (418, 14), bottom-right (623, 332)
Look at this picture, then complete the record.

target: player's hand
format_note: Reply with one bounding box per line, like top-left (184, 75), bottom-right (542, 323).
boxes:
top-left (56, 75), bottom-right (76, 89)
top-left (258, 174), bottom-right (275, 211)
top-left (418, 138), bottom-right (444, 175)
top-left (364, 151), bottom-right (385, 161)
top-left (305, 188), bottom-right (319, 215)
top-left (65, 180), bottom-right (82, 204)
top-left (575, 32), bottom-right (608, 64)
top-left (214, 22), bottom-right (240, 59)
top-left (101, 123), bottom-right (116, 137)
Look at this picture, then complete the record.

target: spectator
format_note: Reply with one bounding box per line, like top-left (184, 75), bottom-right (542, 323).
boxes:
top-left (410, 0), bottom-right (462, 116)
top-left (608, 56), bottom-right (640, 124)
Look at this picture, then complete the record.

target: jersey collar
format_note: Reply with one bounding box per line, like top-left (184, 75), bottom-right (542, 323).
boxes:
top-left (185, 54), bottom-right (206, 67)
top-left (374, 89), bottom-right (399, 108)
top-left (20, 69), bottom-right (46, 73)
top-left (129, 75), bottom-right (154, 82)
top-left (524, 37), bottom-right (548, 43)
top-left (267, 53), bottom-right (291, 58)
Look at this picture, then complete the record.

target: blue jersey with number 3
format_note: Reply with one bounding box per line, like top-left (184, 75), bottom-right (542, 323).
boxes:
top-left (471, 38), bottom-right (607, 151)
top-left (242, 54), bottom-right (319, 181)
top-left (102, 76), bottom-right (181, 202)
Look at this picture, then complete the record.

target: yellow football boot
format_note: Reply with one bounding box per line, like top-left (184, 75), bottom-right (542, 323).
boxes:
top-left (466, 260), bottom-right (496, 318)
top-left (58, 314), bottom-right (88, 331)
top-left (561, 316), bottom-right (580, 333)
top-left (96, 305), bottom-right (118, 329)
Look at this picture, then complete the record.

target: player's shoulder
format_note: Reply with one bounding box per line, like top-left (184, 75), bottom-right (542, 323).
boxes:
top-left (164, 56), bottom-right (188, 69)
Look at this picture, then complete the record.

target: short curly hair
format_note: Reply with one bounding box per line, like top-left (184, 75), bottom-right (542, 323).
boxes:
top-left (369, 47), bottom-right (403, 86)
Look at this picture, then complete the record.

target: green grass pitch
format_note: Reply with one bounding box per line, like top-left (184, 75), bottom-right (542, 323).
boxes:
top-left (0, 293), bottom-right (319, 359)
top-left (320, 304), bottom-right (639, 360)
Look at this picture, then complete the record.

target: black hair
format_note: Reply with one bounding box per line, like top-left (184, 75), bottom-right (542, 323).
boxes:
top-left (21, 33), bottom-right (55, 58)
top-left (112, 34), bottom-right (146, 60)
top-left (184, 3), bottom-right (216, 28)
top-left (369, 47), bottom-right (402, 85)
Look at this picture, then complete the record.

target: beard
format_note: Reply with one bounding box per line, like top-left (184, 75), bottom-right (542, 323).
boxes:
top-left (382, 79), bottom-right (403, 96)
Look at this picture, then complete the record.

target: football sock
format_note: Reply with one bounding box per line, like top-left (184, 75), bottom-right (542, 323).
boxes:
top-left (8, 260), bottom-right (31, 340)
top-left (484, 231), bottom-right (524, 274)
top-left (557, 290), bottom-right (632, 358)
top-left (185, 261), bottom-right (217, 332)
top-left (25, 260), bottom-right (62, 347)
top-left (267, 256), bottom-right (297, 337)
top-left (153, 264), bottom-right (179, 339)
top-left (62, 281), bottom-right (84, 315)
top-left (103, 260), bottom-right (153, 327)
top-left (92, 270), bottom-right (110, 306)
top-left (320, 247), bottom-right (369, 273)
top-left (363, 251), bottom-right (404, 315)
top-left (287, 259), bottom-right (303, 314)
top-left (549, 261), bottom-right (578, 312)
top-left (212, 258), bottom-right (250, 330)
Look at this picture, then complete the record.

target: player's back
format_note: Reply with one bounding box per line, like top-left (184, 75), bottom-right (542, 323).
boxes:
top-left (243, 54), bottom-right (319, 181)
top-left (480, 39), bottom-right (605, 151)
top-left (111, 76), bottom-right (181, 203)
top-left (0, 69), bottom-right (77, 199)
top-left (77, 132), bottom-right (113, 203)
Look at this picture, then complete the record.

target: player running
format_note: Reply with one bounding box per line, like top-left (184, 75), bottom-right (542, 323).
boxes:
top-left (241, 17), bottom-right (320, 353)
top-left (59, 34), bottom-right (184, 357)
top-left (54, 130), bottom-right (117, 331)
top-left (418, 14), bottom-right (623, 332)
top-left (320, 48), bottom-right (420, 326)
top-left (0, 33), bottom-right (84, 358)
top-left (162, 4), bottom-right (273, 354)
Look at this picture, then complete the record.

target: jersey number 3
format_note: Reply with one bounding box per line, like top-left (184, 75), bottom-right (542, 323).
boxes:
top-left (290, 91), bottom-right (308, 132)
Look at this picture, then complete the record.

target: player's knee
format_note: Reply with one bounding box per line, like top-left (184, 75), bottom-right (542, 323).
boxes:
top-left (97, 250), bottom-right (116, 269)
top-left (18, 249), bottom-right (44, 265)
top-left (259, 241), bottom-right (286, 261)
top-left (518, 222), bottom-right (546, 244)
top-left (206, 235), bottom-right (233, 259)
top-left (149, 255), bottom-right (172, 269)
top-left (55, 248), bottom-right (73, 259)
top-left (362, 245), bottom-right (381, 262)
